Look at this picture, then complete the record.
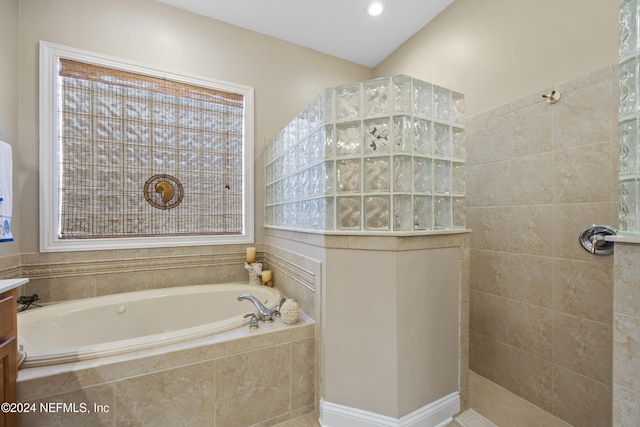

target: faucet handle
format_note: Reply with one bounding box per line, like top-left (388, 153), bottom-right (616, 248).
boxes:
top-left (243, 312), bottom-right (260, 329)
top-left (273, 297), bottom-right (287, 317)
top-left (590, 234), bottom-right (605, 253)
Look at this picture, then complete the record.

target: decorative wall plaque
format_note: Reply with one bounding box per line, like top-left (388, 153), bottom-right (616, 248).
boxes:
top-left (144, 174), bottom-right (184, 210)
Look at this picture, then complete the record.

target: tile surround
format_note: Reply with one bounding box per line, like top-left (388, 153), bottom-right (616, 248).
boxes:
top-left (613, 243), bottom-right (640, 317)
top-left (116, 362), bottom-right (215, 426)
top-left (215, 344), bottom-right (291, 426)
top-left (613, 313), bottom-right (640, 393)
top-left (18, 314), bottom-right (315, 427)
top-left (468, 65), bottom-right (617, 426)
top-left (506, 300), bottom-right (551, 359)
top-left (508, 253), bottom-right (553, 307)
top-left (613, 384), bottom-right (640, 427)
top-left (508, 204), bottom-right (554, 256)
top-left (472, 250), bottom-right (509, 297)
top-left (553, 259), bottom-right (612, 323)
top-left (506, 346), bottom-right (553, 412)
top-left (11, 246), bottom-right (256, 302)
top-left (552, 365), bottom-right (612, 427)
top-left (7, 241), bottom-right (322, 425)
top-left (613, 243), bottom-right (640, 427)
top-left (508, 151), bottom-right (554, 205)
top-left (552, 312), bottom-right (612, 386)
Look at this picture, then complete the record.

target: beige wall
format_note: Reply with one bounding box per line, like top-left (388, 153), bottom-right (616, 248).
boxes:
top-left (0, 0), bottom-right (20, 258)
top-left (396, 247), bottom-right (460, 416)
top-left (17, 0), bottom-right (372, 253)
top-left (324, 248), bottom-right (399, 415)
top-left (0, 0), bottom-right (19, 154)
top-left (266, 232), bottom-right (468, 420)
top-left (375, 0), bottom-right (620, 115)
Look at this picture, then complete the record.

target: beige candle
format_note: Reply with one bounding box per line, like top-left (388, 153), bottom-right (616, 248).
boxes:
top-left (261, 270), bottom-right (272, 282)
top-left (246, 247), bottom-right (256, 263)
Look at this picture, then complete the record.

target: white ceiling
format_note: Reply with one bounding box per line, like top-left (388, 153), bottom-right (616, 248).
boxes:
top-left (155, 0), bottom-right (455, 68)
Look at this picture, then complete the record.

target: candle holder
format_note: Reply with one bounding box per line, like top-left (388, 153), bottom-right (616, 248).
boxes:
top-left (244, 262), bottom-right (263, 286)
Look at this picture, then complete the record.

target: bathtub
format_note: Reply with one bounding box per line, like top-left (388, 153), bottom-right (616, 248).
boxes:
top-left (18, 282), bottom-right (282, 367)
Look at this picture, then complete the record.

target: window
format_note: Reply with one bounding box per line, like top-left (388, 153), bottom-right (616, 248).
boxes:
top-left (39, 42), bottom-right (254, 252)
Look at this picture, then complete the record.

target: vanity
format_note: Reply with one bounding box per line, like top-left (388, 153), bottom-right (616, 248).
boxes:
top-left (0, 278), bottom-right (28, 427)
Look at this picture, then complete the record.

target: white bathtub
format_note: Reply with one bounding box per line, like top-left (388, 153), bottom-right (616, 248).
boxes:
top-left (18, 283), bottom-right (282, 367)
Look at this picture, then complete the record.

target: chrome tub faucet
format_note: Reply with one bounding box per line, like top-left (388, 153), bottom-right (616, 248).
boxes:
top-left (237, 294), bottom-right (274, 322)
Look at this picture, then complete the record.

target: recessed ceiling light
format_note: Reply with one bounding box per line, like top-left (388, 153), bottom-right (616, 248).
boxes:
top-left (367, 2), bottom-right (384, 16)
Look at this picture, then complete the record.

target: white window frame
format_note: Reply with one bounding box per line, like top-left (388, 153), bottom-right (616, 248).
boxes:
top-left (39, 41), bottom-right (254, 252)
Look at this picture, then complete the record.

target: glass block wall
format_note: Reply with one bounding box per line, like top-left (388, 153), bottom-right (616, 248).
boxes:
top-left (265, 75), bottom-right (465, 232)
top-left (620, 0), bottom-right (640, 236)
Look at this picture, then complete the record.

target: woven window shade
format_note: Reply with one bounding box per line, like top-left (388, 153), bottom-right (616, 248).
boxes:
top-left (57, 59), bottom-right (245, 239)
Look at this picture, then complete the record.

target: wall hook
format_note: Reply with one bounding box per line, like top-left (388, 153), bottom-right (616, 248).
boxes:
top-left (542, 90), bottom-right (561, 104)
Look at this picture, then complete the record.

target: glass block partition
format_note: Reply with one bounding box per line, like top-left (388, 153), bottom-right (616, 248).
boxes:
top-left (620, 0), bottom-right (640, 236)
top-left (264, 75), bottom-right (465, 232)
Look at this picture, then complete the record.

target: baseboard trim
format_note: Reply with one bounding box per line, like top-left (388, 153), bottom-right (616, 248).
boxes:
top-left (319, 391), bottom-right (460, 427)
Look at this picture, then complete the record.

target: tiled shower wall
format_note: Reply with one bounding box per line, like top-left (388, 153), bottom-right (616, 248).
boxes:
top-left (466, 66), bottom-right (618, 427)
top-left (613, 242), bottom-right (640, 426)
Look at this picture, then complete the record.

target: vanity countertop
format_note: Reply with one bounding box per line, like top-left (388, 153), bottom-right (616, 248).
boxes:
top-left (0, 278), bottom-right (29, 294)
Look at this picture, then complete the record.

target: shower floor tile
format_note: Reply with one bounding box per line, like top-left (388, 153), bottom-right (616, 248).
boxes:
top-left (460, 370), bottom-right (572, 427)
top-left (274, 412), bottom-right (320, 426)
top-left (454, 409), bottom-right (498, 427)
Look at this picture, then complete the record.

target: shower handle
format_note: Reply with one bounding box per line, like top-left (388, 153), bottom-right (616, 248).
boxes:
top-left (578, 224), bottom-right (617, 255)
top-left (589, 234), bottom-right (606, 253)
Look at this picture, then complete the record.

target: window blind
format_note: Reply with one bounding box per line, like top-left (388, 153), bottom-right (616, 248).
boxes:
top-left (57, 59), bottom-right (245, 238)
